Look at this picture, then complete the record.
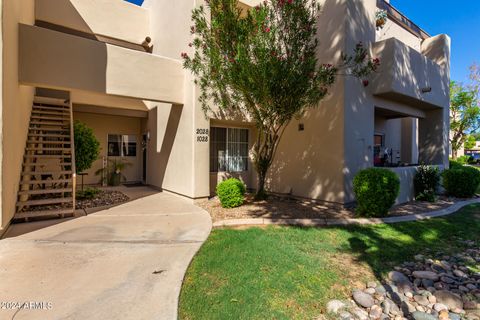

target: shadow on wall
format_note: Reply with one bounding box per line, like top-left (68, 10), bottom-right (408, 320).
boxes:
top-left (146, 105), bottom-right (183, 188)
top-left (266, 0), bottom-right (373, 204)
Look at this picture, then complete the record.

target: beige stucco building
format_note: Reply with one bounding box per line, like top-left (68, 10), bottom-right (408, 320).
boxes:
top-left (0, 0), bottom-right (450, 234)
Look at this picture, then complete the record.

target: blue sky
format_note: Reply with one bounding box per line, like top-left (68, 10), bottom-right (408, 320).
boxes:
top-left (125, 0), bottom-right (479, 83)
top-left (390, 0), bottom-right (480, 84)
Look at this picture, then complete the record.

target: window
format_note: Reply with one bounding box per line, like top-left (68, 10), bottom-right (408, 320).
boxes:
top-left (108, 134), bottom-right (137, 157)
top-left (373, 134), bottom-right (384, 166)
top-left (210, 127), bottom-right (249, 172)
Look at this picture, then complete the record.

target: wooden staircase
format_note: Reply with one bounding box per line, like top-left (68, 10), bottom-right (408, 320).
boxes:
top-left (15, 96), bottom-right (76, 221)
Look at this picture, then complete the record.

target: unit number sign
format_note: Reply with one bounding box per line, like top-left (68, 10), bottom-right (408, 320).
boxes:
top-left (196, 128), bottom-right (209, 142)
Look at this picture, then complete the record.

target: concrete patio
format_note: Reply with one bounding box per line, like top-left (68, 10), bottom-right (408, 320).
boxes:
top-left (0, 192), bottom-right (212, 320)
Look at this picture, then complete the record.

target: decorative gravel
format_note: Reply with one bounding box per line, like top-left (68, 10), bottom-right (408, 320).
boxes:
top-left (327, 241), bottom-right (480, 320)
top-left (76, 190), bottom-right (129, 209)
top-left (198, 194), bottom-right (472, 223)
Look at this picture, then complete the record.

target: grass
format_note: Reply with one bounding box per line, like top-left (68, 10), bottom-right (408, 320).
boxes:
top-left (179, 204), bottom-right (480, 320)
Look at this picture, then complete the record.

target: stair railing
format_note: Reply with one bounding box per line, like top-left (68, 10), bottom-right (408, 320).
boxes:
top-left (68, 99), bottom-right (76, 211)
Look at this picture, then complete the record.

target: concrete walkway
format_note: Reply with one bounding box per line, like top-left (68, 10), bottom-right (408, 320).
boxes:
top-left (0, 192), bottom-right (212, 320)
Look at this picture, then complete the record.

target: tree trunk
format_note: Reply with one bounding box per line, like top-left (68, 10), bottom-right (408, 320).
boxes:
top-left (256, 165), bottom-right (268, 200)
top-left (253, 124), bottom-right (287, 200)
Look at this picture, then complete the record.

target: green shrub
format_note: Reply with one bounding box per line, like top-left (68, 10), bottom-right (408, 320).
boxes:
top-left (76, 187), bottom-right (100, 200)
top-left (456, 155), bottom-right (471, 165)
top-left (449, 159), bottom-right (464, 169)
top-left (216, 178), bottom-right (246, 208)
top-left (442, 166), bottom-right (480, 198)
top-left (74, 121), bottom-right (100, 173)
top-left (353, 168), bottom-right (400, 217)
top-left (414, 165), bottom-right (440, 202)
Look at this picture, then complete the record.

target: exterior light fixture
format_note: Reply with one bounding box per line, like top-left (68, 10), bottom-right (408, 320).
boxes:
top-left (298, 123), bottom-right (305, 131)
top-left (421, 87), bottom-right (432, 93)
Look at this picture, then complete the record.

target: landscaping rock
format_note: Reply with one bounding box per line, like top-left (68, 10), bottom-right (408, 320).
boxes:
top-left (434, 290), bottom-right (463, 310)
top-left (369, 305), bottom-right (383, 319)
top-left (411, 311), bottom-right (436, 320)
top-left (433, 303), bottom-right (448, 312)
top-left (353, 290), bottom-right (374, 308)
top-left (326, 299), bottom-right (346, 314)
top-left (347, 248), bottom-right (480, 319)
top-left (412, 271), bottom-right (439, 281)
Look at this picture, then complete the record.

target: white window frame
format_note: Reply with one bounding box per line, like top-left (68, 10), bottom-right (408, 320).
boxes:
top-left (210, 126), bottom-right (249, 173)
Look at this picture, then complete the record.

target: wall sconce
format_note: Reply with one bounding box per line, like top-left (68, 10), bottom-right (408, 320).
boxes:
top-left (421, 87), bottom-right (432, 93)
top-left (298, 123), bottom-right (305, 131)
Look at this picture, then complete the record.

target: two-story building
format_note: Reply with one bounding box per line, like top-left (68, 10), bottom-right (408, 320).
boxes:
top-left (0, 0), bottom-right (450, 235)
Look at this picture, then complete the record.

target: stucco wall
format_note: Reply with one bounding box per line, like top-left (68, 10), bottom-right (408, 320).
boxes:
top-left (142, 0), bottom-right (210, 200)
top-left (376, 19), bottom-right (421, 52)
top-left (73, 111), bottom-right (143, 185)
top-left (19, 24), bottom-right (184, 104)
top-left (35, 0), bottom-right (150, 45)
top-left (1, 0), bottom-right (35, 230)
top-left (265, 0), bottom-right (348, 202)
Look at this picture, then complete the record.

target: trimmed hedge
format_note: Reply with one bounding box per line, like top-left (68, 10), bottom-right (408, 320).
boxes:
top-left (216, 178), bottom-right (246, 208)
top-left (353, 168), bottom-right (400, 217)
top-left (442, 166), bottom-right (480, 198)
top-left (414, 165), bottom-right (440, 202)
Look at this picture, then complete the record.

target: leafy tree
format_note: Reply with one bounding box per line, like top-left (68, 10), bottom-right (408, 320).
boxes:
top-left (74, 121), bottom-right (100, 173)
top-left (182, 0), bottom-right (379, 198)
top-left (464, 134), bottom-right (476, 150)
top-left (450, 81), bottom-right (480, 159)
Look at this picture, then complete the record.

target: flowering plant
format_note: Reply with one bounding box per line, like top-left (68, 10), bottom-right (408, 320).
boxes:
top-left (182, 0), bottom-right (379, 198)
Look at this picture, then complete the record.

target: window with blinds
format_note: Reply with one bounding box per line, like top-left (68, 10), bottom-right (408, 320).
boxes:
top-left (210, 127), bottom-right (249, 172)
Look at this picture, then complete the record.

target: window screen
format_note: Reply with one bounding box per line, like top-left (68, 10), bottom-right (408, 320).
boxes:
top-left (210, 127), bottom-right (248, 172)
top-left (108, 134), bottom-right (137, 157)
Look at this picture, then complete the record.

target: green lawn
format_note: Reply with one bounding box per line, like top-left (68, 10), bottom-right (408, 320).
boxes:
top-left (179, 204), bottom-right (480, 320)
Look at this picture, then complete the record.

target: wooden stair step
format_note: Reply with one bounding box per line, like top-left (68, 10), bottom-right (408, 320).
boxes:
top-left (33, 96), bottom-right (69, 106)
top-left (30, 121), bottom-right (69, 126)
top-left (18, 188), bottom-right (72, 196)
top-left (23, 162), bottom-right (71, 167)
top-left (31, 115), bottom-right (69, 121)
top-left (32, 105), bottom-right (70, 112)
top-left (24, 155), bottom-right (71, 159)
top-left (29, 128), bottom-right (69, 132)
top-left (27, 140), bottom-right (71, 145)
top-left (28, 133), bottom-right (70, 138)
top-left (17, 197), bottom-right (73, 207)
top-left (22, 170), bottom-right (72, 176)
top-left (32, 109), bottom-right (70, 117)
top-left (25, 147), bottom-right (71, 151)
top-left (14, 208), bottom-right (74, 220)
top-left (20, 178), bottom-right (71, 185)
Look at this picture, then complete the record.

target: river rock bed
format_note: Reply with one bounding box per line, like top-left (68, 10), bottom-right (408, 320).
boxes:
top-left (327, 242), bottom-right (480, 319)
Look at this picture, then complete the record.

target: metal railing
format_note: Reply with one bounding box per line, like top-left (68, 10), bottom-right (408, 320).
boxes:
top-left (377, 0), bottom-right (430, 40)
top-left (69, 99), bottom-right (76, 211)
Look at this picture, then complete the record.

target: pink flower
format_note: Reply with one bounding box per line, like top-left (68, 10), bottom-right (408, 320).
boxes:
top-left (264, 27), bottom-right (271, 33)
top-left (181, 52), bottom-right (189, 59)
